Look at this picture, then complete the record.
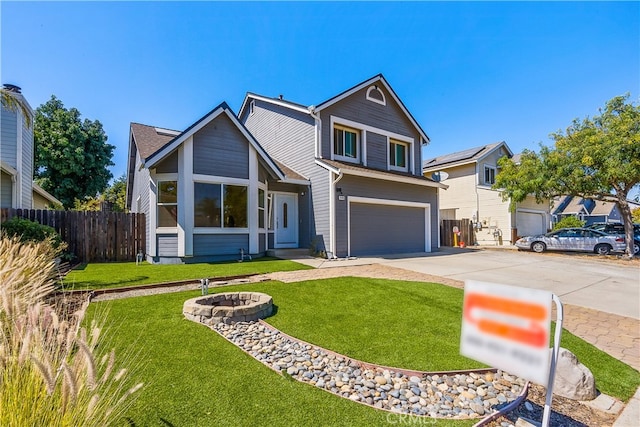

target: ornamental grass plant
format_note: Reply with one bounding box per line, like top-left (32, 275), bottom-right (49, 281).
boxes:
top-left (0, 236), bottom-right (142, 426)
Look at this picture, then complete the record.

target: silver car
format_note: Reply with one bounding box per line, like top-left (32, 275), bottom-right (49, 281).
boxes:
top-left (515, 227), bottom-right (626, 255)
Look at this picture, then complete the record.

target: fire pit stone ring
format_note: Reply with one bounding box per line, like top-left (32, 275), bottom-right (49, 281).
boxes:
top-left (183, 292), bottom-right (273, 325)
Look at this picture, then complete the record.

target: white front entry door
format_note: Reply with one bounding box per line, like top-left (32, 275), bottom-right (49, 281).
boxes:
top-left (274, 193), bottom-right (298, 248)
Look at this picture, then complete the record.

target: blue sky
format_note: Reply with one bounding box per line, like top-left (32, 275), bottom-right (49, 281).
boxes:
top-left (2, 1), bottom-right (638, 184)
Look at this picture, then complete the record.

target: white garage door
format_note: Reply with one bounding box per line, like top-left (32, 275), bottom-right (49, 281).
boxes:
top-left (516, 211), bottom-right (547, 237)
top-left (348, 197), bottom-right (431, 256)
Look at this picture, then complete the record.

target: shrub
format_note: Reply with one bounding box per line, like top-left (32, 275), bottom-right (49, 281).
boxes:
top-left (552, 216), bottom-right (586, 230)
top-left (1, 217), bottom-right (63, 249)
top-left (0, 237), bottom-right (142, 426)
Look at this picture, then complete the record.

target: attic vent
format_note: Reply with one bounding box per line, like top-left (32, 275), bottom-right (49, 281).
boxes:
top-left (366, 85), bottom-right (386, 106)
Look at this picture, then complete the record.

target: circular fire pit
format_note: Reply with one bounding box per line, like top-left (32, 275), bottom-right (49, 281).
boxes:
top-left (183, 292), bottom-right (273, 325)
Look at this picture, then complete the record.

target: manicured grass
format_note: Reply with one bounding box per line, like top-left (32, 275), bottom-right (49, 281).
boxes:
top-left (63, 257), bottom-right (312, 290)
top-left (92, 278), bottom-right (640, 426)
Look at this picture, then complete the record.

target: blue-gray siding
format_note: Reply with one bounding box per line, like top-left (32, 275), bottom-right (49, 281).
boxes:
top-left (193, 234), bottom-right (249, 256)
top-left (131, 151), bottom-right (151, 252)
top-left (1, 108), bottom-right (18, 168)
top-left (366, 132), bottom-right (387, 170)
top-left (156, 150), bottom-right (178, 173)
top-left (242, 99), bottom-right (329, 251)
top-left (350, 204), bottom-right (425, 256)
top-left (193, 114), bottom-right (249, 178)
top-left (319, 85), bottom-right (423, 175)
top-left (259, 233), bottom-right (266, 253)
top-left (0, 171), bottom-right (12, 208)
top-left (21, 117), bottom-right (33, 208)
top-left (157, 234), bottom-right (178, 256)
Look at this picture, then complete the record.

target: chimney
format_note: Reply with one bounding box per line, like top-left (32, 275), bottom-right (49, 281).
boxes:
top-left (279, 94), bottom-right (283, 100)
top-left (3, 84), bottom-right (22, 94)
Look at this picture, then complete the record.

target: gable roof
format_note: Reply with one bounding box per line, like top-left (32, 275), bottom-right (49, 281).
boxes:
top-left (134, 102), bottom-right (285, 182)
top-left (422, 141), bottom-right (512, 171)
top-left (238, 74), bottom-right (430, 144)
top-left (130, 123), bottom-right (179, 160)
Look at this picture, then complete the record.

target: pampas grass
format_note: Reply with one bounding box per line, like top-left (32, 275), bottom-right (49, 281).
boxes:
top-left (0, 236), bottom-right (143, 426)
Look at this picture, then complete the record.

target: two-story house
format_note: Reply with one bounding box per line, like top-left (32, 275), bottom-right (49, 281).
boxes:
top-left (126, 75), bottom-right (444, 263)
top-left (423, 142), bottom-right (551, 245)
top-left (1, 84), bottom-right (61, 210)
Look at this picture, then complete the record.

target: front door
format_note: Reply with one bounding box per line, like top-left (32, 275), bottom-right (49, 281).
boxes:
top-left (274, 193), bottom-right (298, 248)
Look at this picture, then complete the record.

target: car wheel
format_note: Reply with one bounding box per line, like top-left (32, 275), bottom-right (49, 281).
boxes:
top-left (594, 244), bottom-right (612, 255)
top-left (531, 242), bottom-right (546, 253)
top-left (633, 241), bottom-right (640, 256)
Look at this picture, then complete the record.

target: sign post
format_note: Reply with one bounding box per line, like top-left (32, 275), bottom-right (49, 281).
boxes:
top-left (461, 280), bottom-right (563, 427)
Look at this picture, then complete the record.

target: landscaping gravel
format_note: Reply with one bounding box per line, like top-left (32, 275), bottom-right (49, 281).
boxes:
top-left (213, 321), bottom-right (527, 419)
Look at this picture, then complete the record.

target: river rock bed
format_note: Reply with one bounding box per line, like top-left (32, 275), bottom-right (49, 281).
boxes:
top-left (213, 321), bottom-right (527, 419)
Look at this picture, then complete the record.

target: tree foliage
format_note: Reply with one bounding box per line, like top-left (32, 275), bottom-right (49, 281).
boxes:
top-left (552, 216), bottom-right (586, 231)
top-left (73, 174), bottom-right (127, 212)
top-left (34, 96), bottom-right (115, 209)
top-left (496, 94), bottom-right (640, 257)
top-left (632, 207), bottom-right (640, 224)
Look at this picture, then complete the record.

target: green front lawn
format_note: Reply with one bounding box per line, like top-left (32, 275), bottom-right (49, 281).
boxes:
top-left (63, 257), bottom-right (312, 289)
top-left (93, 278), bottom-right (640, 427)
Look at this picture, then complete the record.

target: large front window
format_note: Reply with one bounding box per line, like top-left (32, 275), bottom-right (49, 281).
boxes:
top-left (157, 181), bottom-right (177, 227)
top-left (389, 139), bottom-right (408, 171)
top-left (334, 126), bottom-right (359, 161)
top-left (194, 183), bottom-right (247, 228)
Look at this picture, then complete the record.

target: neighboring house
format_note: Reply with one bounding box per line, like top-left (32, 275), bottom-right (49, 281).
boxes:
top-left (127, 74), bottom-right (445, 263)
top-left (1, 84), bottom-right (33, 209)
top-left (32, 182), bottom-right (61, 209)
top-left (552, 196), bottom-right (640, 225)
top-left (423, 142), bottom-right (551, 245)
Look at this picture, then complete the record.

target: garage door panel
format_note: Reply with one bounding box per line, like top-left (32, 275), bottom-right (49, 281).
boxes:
top-left (351, 204), bottom-right (425, 256)
top-left (516, 211), bottom-right (546, 237)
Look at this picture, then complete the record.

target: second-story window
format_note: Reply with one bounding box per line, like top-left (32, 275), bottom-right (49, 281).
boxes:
top-left (389, 139), bottom-right (409, 171)
top-left (484, 165), bottom-right (496, 185)
top-left (157, 181), bottom-right (178, 227)
top-left (334, 125), bottom-right (359, 162)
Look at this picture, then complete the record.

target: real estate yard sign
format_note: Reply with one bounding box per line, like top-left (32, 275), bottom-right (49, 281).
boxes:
top-left (461, 280), bottom-right (552, 385)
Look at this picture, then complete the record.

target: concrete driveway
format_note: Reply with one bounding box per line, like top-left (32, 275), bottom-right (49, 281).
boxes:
top-left (379, 248), bottom-right (640, 320)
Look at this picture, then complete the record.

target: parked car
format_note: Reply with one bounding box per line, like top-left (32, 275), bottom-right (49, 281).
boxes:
top-left (585, 222), bottom-right (640, 256)
top-left (515, 227), bottom-right (626, 255)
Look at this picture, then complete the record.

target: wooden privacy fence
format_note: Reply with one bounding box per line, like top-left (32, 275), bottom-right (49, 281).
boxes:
top-left (0, 209), bottom-right (146, 263)
top-left (440, 218), bottom-right (475, 247)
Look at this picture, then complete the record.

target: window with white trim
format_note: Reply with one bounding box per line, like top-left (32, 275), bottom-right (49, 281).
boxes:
top-left (484, 166), bottom-right (496, 185)
top-left (157, 181), bottom-right (178, 227)
top-left (333, 125), bottom-right (359, 162)
top-left (194, 182), bottom-right (247, 228)
top-left (258, 188), bottom-right (265, 229)
top-left (366, 85), bottom-right (386, 105)
top-left (389, 139), bottom-right (409, 171)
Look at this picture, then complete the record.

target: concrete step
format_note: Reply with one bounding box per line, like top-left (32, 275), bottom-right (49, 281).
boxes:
top-left (266, 248), bottom-right (310, 258)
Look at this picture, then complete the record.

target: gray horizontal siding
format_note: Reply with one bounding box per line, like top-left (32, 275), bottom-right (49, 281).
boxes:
top-left (21, 118), bottom-right (33, 208)
top-left (350, 203), bottom-right (425, 256)
top-left (193, 234), bottom-right (249, 256)
top-left (1, 171), bottom-right (12, 208)
top-left (334, 175), bottom-right (438, 256)
top-left (193, 114), bottom-right (248, 179)
top-left (156, 150), bottom-right (178, 173)
top-left (157, 234), bottom-right (178, 256)
top-left (259, 233), bottom-right (266, 253)
top-left (366, 131), bottom-right (387, 170)
top-left (319, 85), bottom-right (423, 175)
top-left (1, 108), bottom-right (18, 167)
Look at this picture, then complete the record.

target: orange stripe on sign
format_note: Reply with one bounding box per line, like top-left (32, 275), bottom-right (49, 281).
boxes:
top-left (477, 319), bottom-right (547, 348)
top-left (464, 294), bottom-right (548, 321)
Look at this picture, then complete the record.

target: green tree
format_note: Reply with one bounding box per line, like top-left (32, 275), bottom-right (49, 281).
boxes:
top-left (552, 216), bottom-right (586, 231)
top-left (34, 96), bottom-right (115, 209)
top-left (632, 207), bottom-right (640, 224)
top-left (103, 173), bottom-right (127, 212)
top-left (496, 94), bottom-right (640, 258)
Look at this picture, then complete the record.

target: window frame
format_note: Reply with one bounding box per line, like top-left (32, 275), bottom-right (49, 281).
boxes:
top-left (193, 181), bottom-right (249, 230)
top-left (157, 180), bottom-right (178, 229)
top-left (483, 165), bottom-right (496, 186)
top-left (388, 139), bottom-right (410, 172)
top-left (332, 124), bottom-right (360, 163)
top-left (258, 187), bottom-right (266, 230)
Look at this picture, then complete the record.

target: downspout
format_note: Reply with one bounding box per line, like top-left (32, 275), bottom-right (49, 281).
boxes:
top-left (329, 170), bottom-right (344, 259)
top-left (308, 106), bottom-right (321, 159)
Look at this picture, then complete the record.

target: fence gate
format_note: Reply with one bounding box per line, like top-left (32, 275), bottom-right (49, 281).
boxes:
top-left (441, 219), bottom-right (475, 247)
top-left (0, 209), bottom-right (146, 263)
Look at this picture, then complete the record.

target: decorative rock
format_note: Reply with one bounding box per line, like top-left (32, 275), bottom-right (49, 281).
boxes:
top-left (552, 348), bottom-right (597, 401)
top-left (210, 320), bottom-right (526, 419)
